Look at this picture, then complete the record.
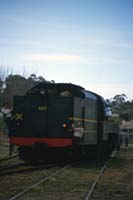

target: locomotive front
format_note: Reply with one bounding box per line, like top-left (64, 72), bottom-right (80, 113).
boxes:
top-left (10, 83), bottom-right (85, 160)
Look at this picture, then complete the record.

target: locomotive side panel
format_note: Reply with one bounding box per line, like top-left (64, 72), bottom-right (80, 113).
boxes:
top-left (71, 97), bottom-right (98, 144)
top-left (72, 97), bottom-right (84, 126)
top-left (83, 98), bottom-right (98, 144)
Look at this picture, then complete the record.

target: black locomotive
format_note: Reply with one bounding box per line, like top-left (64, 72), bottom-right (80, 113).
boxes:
top-left (10, 82), bottom-right (119, 161)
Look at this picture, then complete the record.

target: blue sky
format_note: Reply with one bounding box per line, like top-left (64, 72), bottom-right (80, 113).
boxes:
top-left (0, 0), bottom-right (133, 99)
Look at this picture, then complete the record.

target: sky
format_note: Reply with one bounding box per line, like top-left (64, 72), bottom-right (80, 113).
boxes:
top-left (0, 0), bottom-right (133, 100)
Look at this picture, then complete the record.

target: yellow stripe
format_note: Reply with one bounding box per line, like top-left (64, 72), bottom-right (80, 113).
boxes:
top-left (69, 117), bottom-right (97, 123)
top-left (84, 130), bottom-right (97, 133)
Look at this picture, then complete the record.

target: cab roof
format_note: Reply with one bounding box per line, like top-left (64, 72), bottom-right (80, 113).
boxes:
top-left (27, 82), bottom-right (101, 101)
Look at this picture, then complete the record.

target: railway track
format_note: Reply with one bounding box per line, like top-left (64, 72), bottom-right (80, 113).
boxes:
top-left (0, 162), bottom-right (23, 172)
top-left (8, 163), bottom-right (72, 200)
top-left (84, 149), bottom-right (117, 200)
top-left (0, 154), bottom-right (18, 163)
top-left (0, 161), bottom-right (60, 176)
top-left (7, 157), bottom-right (112, 200)
top-left (0, 154), bottom-right (20, 172)
top-left (0, 150), bottom-right (117, 200)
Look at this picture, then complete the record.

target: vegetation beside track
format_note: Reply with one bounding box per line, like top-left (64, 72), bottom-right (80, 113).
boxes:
top-left (0, 132), bottom-right (9, 158)
top-left (18, 162), bottom-right (102, 200)
top-left (0, 165), bottom-right (61, 200)
top-left (0, 131), bottom-right (132, 200)
top-left (91, 144), bottom-right (133, 200)
top-left (7, 146), bottom-right (133, 200)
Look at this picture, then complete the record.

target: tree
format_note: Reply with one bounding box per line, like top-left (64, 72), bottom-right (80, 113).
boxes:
top-left (4, 74), bottom-right (28, 104)
top-left (0, 65), bottom-right (13, 107)
top-left (110, 94), bottom-right (133, 121)
top-left (37, 76), bottom-right (46, 82)
top-left (1, 73), bottom-right (48, 105)
top-left (112, 94), bottom-right (127, 105)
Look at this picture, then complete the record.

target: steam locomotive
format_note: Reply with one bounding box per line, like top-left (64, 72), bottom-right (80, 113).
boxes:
top-left (10, 82), bottom-right (119, 161)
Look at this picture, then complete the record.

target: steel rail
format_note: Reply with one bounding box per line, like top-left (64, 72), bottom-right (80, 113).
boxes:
top-left (0, 163), bottom-right (24, 172)
top-left (0, 154), bottom-right (18, 163)
top-left (8, 163), bottom-right (72, 200)
top-left (0, 162), bottom-right (58, 176)
top-left (84, 149), bottom-right (117, 200)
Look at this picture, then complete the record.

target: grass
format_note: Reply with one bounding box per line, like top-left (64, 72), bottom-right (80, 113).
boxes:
top-left (0, 120), bottom-right (9, 158)
top-left (0, 117), bottom-right (7, 136)
top-left (91, 144), bottom-right (133, 200)
top-left (28, 161), bottom-right (101, 200)
top-left (108, 157), bottom-right (126, 168)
